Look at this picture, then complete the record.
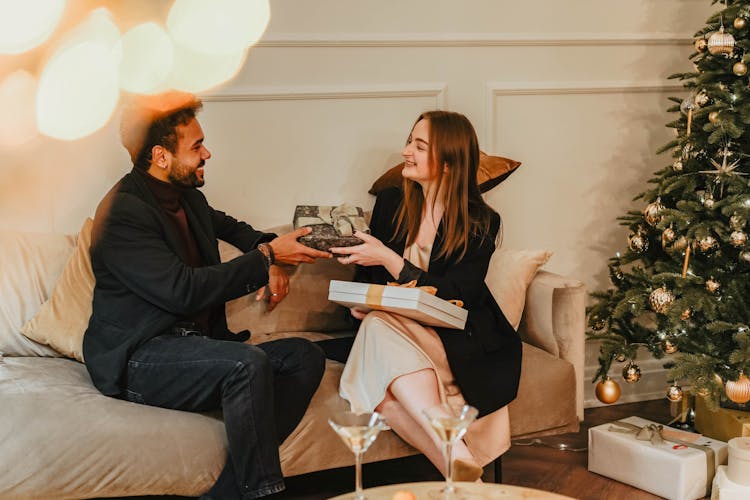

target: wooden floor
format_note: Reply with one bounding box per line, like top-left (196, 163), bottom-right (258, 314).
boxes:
top-left (278, 398), bottom-right (690, 499)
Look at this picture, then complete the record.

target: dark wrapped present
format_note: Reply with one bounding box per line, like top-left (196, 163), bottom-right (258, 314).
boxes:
top-left (293, 204), bottom-right (369, 252)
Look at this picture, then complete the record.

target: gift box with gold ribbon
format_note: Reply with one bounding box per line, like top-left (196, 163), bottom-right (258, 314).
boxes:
top-left (695, 395), bottom-right (750, 443)
top-left (588, 416), bottom-right (728, 500)
top-left (327, 280), bottom-right (467, 329)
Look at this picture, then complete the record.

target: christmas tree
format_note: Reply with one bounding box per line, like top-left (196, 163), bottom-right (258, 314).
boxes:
top-left (587, 0), bottom-right (750, 409)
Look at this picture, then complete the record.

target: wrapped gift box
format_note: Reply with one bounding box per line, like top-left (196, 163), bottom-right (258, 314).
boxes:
top-left (695, 396), bottom-right (750, 442)
top-left (328, 280), bottom-right (467, 329)
top-left (588, 415), bottom-right (728, 500)
top-left (711, 465), bottom-right (750, 500)
top-left (293, 205), bottom-right (369, 252)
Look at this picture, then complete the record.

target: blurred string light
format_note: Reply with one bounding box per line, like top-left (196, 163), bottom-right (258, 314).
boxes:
top-left (2, 0), bottom-right (271, 143)
top-left (119, 22), bottom-right (174, 94)
top-left (0, 70), bottom-right (38, 148)
top-left (36, 8), bottom-right (120, 140)
top-left (0, 0), bottom-right (65, 54)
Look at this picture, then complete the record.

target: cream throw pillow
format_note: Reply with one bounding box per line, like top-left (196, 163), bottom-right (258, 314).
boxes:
top-left (21, 218), bottom-right (94, 362)
top-left (485, 248), bottom-right (552, 330)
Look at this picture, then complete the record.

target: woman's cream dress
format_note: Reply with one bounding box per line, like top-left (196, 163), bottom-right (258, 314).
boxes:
top-left (339, 242), bottom-right (510, 466)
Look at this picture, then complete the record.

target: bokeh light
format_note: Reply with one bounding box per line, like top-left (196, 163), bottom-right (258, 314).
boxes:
top-left (119, 22), bottom-right (174, 94)
top-left (0, 0), bottom-right (66, 54)
top-left (167, 0), bottom-right (270, 55)
top-left (36, 8), bottom-right (121, 140)
top-left (167, 42), bottom-right (247, 93)
top-left (0, 70), bottom-right (38, 148)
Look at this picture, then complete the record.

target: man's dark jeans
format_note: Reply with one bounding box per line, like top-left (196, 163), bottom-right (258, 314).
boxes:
top-left (124, 334), bottom-right (326, 499)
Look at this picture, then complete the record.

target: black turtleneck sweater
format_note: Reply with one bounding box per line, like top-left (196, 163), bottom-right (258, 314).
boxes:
top-left (136, 168), bottom-right (211, 334)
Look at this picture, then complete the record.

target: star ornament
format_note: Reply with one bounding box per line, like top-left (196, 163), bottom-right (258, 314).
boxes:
top-left (698, 145), bottom-right (748, 196)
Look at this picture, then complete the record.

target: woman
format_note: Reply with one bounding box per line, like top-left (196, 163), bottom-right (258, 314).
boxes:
top-left (328, 111), bottom-right (522, 480)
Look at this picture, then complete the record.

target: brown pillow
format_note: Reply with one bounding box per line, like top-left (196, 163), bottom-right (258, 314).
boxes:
top-left (369, 151), bottom-right (521, 195)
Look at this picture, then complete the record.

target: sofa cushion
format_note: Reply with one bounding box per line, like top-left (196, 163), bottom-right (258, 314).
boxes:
top-left (485, 247), bottom-right (552, 331)
top-left (0, 229), bottom-right (75, 357)
top-left (222, 225), bottom-right (357, 337)
top-left (369, 151), bottom-right (521, 195)
top-left (21, 218), bottom-right (93, 361)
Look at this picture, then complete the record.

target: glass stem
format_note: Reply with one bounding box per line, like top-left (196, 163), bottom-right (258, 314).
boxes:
top-left (445, 441), bottom-right (455, 493)
top-left (354, 450), bottom-right (364, 500)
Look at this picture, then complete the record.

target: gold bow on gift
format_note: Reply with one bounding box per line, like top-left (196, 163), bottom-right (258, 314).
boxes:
top-left (607, 420), bottom-right (716, 496)
top-left (384, 280), bottom-right (464, 308)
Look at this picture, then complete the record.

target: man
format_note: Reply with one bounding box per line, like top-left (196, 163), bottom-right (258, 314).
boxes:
top-left (83, 91), bottom-right (331, 499)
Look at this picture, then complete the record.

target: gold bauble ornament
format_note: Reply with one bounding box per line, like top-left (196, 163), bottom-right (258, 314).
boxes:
top-left (643, 198), bottom-right (664, 226)
top-left (595, 377), bottom-right (621, 404)
top-left (666, 384), bottom-right (684, 402)
top-left (672, 160), bottom-right (684, 172)
top-left (681, 308), bottom-right (692, 320)
top-left (734, 61), bottom-right (749, 76)
top-left (649, 287), bottom-right (675, 314)
top-left (735, 17), bottom-right (747, 30)
top-left (695, 38), bottom-right (708, 52)
top-left (725, 373), bottom-right (750, 404)
top-left (706, 279), bottom-right (721, 293)
top-left (709, 111), bottom-right (721, 124)
top-left (708, 27), bottom-right (736, 55)
top-left (664, 339), bottom-right (678, 354)
top-left (697, 235), bottom-right (718, 252)
top-left (730, 230), bottom-right (747, 247)
top-left (628, 232), bottom-right (649, 253)
top-left (622, 362), bottom-right (641, 384)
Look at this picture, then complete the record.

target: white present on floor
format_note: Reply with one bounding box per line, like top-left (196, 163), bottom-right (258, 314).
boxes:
top-left (711, 465), bottom-right (750, 500)
top-left (588, 415), bottom-right (728, 500)
top-left (328, 280), bottom-right (468, 329)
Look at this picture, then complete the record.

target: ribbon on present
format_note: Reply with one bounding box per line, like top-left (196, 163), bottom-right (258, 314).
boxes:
top-left (608, 420), bottom-right (716, 497)
top-left (366, 281), bottom-right (465, 310)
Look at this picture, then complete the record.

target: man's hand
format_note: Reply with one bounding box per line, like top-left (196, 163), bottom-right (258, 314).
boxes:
top-left (268, 227), bottom-right (332, 265)
top-left (255, 265), bottom-right (290, 311)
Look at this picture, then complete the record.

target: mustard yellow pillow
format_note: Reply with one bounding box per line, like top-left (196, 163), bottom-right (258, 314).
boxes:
top-left (369, 151), bottom-right (521, 195)
top-left (485, 248), bottom-right (552, 330)
top-left (21, 218), bottom-right (94, 362)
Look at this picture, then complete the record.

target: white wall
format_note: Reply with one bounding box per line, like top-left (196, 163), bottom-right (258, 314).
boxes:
top-left (0, 0), bottom-right (717, 406)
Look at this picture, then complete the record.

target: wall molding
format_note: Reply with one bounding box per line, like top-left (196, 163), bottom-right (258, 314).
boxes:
top-left (257, 32), bottom-right (693, 48)
top-left (483, 80), bottom-right (686, 152)
top-left (202, 83), bottom-right (446, 107)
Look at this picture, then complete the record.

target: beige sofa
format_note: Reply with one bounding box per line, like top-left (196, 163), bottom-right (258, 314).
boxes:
top-left (0, 224), bottom-right (585, 499)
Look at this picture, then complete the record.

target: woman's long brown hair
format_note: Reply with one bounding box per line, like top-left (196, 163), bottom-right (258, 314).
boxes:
top-left (393, 111), bottom-right (497, 261)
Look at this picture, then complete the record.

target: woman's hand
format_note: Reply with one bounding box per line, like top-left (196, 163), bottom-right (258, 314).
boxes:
top-left (255, 265), bottom-right (290, 311)
top-left (330, 231), bottom-right (405, 279)
top-left (349, 307), bottom-right (368, 320)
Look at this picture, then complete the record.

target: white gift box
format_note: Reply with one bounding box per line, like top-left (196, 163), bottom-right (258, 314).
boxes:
top-left (328, 280), bottom-right (468, 329)
top-left (711, 466), bottom-right (750, 500)
top-left (588, 416), bottom-right (728, 500)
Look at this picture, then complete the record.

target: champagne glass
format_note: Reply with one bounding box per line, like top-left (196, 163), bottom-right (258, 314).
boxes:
top-left (328, 411), bottom-right (388, 500)
top-left (423, 403), bottom-right (479, 499)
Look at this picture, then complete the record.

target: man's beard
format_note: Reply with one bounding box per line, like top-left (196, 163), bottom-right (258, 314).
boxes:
top-left (169, 159), bottom-right (204, 188)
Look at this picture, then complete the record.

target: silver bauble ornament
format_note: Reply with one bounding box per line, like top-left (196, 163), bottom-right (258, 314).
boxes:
top-left (622, 362), bottom-right (641, 384)
top-left (708, 27), bottom-right (736, 55)
top-left (667, 384), bottom-right (684, 402)
top-left (697, 235), bottom-right (718, 252)
top-left (649, 287), bottom-right (675, 314)
top-left (703, 197), bottom-right (715, 209)
top-left (731, 231), bottom-right (747, 247)
top-left (643, 198), bottom-right (664, 226)
top-left (628, 232), bottom-right (648, 253)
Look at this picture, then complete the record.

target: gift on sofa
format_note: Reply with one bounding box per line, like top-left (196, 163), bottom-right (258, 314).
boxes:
top-left (328, 280), bottom-right (468, 329)
top-left (588, 415), bottom-right (728, 500)
top-left (293, 204), bottom-right (369, 252)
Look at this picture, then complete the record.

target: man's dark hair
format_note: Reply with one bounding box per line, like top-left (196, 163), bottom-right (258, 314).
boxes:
top-left (134, 102), bottom-right (203, 171)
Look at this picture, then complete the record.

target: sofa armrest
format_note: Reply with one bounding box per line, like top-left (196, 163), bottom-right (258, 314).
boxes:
top-left (517, 270), bottom-right (585, 421)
